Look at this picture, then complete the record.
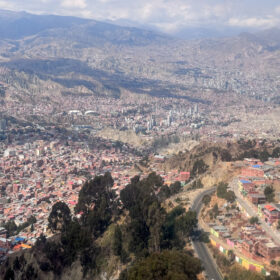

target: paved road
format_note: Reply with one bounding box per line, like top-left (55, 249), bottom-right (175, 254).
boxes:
top-left (230, 179), bottom-right (280, 244)
top-left (191, 187), bottom-right (223, 280)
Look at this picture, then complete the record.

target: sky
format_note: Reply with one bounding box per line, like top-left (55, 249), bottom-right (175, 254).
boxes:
top-left (0, 0), bottom-right (279, 33)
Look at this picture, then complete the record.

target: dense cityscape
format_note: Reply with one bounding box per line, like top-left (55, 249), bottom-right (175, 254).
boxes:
top-left (0, 2), bottom-right (280, 280)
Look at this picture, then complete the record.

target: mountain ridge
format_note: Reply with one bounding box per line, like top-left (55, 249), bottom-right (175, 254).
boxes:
top-left (0, 10), bottom-right (279, 109)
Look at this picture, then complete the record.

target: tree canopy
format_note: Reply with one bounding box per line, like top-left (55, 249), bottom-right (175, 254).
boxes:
top-left (76, 172), bottom-right (119, 237)
top-left (121, 250), bottom-right (202, 280)
top-left (48, 201), bottom-right (71, 233)
top-left (121, 174), bottom-right (198, 256)
top-left (264, 186), bottom-right (275, 202)
top-left (217, 182), bottom-right (236, 203)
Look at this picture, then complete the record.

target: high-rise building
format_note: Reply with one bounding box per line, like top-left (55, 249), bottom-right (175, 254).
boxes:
top-left (194, 104), bottom-right (198, 114)
top-left (151, 115), bottom-right (156, 127)
top-left (0, 119), bottom-right (7, 131)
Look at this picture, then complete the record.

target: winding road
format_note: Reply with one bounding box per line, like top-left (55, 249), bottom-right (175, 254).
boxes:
top-left (191, 187), bottom-right (223, 280)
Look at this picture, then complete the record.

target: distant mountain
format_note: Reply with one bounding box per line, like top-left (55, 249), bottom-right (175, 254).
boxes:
top-left (170, 26), bottom-right (255, 40)
top-left (0, 10), bottom-right (90, 39)
top-left (0, 9), bottom-right (168, 45)
top-left (0, 9), bottom-right (279, 106)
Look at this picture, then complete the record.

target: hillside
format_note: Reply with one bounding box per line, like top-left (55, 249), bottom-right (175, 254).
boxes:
top-left (161, 139), bottom-right (280, 187)
top-left (0, 173), bottom-right (203, 280)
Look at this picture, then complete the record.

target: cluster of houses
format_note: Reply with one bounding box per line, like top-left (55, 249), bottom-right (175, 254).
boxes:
top-left (238, 157), bottom-right (280, 226)
top-left (207, 156), bottom-right (280, 275)
top-left (209, 205), bottom-right (280, 272)
top-left (0, 139), bottom-right (142, 250)
top-left (0, 228), bottom-right (31, 262)
top-left (0, 138), bottom-right (192, 262)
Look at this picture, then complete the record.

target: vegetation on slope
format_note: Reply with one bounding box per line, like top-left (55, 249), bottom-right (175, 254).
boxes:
top-left (2, 172), bottom-right (202, 280)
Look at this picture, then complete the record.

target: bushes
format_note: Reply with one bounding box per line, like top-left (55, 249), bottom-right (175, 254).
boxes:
top-left (122, 250), bottom-right (202, 280)
top-left (264, 186), bottom-right (275, 202)
top-left (228, 264), bottom-right (264, 280)
top-left (188, 179), bottom-right (203, 191)
top-left (169, 181), bottom-right (183, 195)
top-left (249, 216), bottom-right (259, 225)
top-left (202, 194), bottom-right (211, 205)
top-left (191, 159), bottom-right (208, 176)
top-left (217, 182), bottom-right (236, 203)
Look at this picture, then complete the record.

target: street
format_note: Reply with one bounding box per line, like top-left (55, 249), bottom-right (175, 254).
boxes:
top-left (191, 187), bottom-right (223, 280)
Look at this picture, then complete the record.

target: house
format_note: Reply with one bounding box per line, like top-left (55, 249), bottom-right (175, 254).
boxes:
top-left (262, 205), bottom-right (280, 225)
top-left (258, 241), bottom-right (280, 260)
top-left (178, 172), bottom-right (190, 182)
top-left (241, 167), bottom-right (264, 178)
top-left (248, 193), bottom-right (266, 205)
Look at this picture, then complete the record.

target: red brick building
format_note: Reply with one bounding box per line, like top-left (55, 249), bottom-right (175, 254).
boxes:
top-left (241, 167), bottom-right (264, 178)
top-left (263, 205), bottom-right (280, 224)
top-left (258, 241), bottom-right (280, 259)
top-left (179, 172), bottom-right (190, 182)
top-left (248, 193), bottom-right (266, 205)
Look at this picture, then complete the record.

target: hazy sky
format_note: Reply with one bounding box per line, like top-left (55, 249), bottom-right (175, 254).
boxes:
top-left (0, 0), bottom-right (279, 32)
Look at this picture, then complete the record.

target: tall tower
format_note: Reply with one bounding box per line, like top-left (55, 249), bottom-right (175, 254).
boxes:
top-left (194, 104), bottom-right (198, 114)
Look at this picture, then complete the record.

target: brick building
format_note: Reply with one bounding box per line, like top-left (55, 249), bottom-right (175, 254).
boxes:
top-left (258, 241), bottom-right (280, 259)
top-left (248, 193), bottom-right (266, 205)
top-left (241, 167), bottom-right (264, 178)
top-left (263, 205), bottom-right (280, 224)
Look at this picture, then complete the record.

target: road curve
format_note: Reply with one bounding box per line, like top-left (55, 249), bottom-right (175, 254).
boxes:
top-left (191, 187), bottom-right (223, 280)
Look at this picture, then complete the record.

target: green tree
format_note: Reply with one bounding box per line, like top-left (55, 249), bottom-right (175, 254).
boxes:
top-left (259, 149), bottom-right (270, 162)
top-left (123, 250), bottom-right (202, 280)
top-left (221, 149), bottom-right (232, 162)
top-left (176, 210), bottom-right (198, 238)
top-left (191, 159), bottom-right (208, 176)
top-left (113, 225), bottom-right (123, 256)
top-left (272, 147), bottom-right (280, 158)
top-left (4, 268), bottom-right (14, 280)
top-left (75, 172), bottom-right (115, 214)
top-left (158, 185), bottom-right (171, 201)
top-left (161, 206), bottom-right (186, 249)
top-left (189, 179), bottom-right (204, 190)
top-left (76, 173), bottom-right (118, 238)
top-left (80, 244), bottom-right (100, 276)
top-left (202, 194), bottom-right (211, 205)
top-left (24, 264), bottom-right (37, 279)
top-left (35, 233), bottom-right (47, 249)
top-left (147, 201), bottom-right (166, 252)
top-left (227, 250), bottom-right (235, 262)
top-left (217, 182), bottom-right (236, 203)
top-left (217, 182), bottom-right (228, 197)
top-left (169, 181), bottom-right (183, 195)
top-left (212, 203), bottom-right (219, 218)
top-left (13, 257), bottom-right (21, 271)
top-left (121, 173), bottom-right (164, 255)
top-left (264, 186), bottom-right (275, 202)
top-left (48, 201), bottom-right (71, 233)
top-left (249, 216), bottom-right (259, 225)
top-left (3, 220), bottom-right (17, 237)
top-left (28, 215), bottom-right (37, 224)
